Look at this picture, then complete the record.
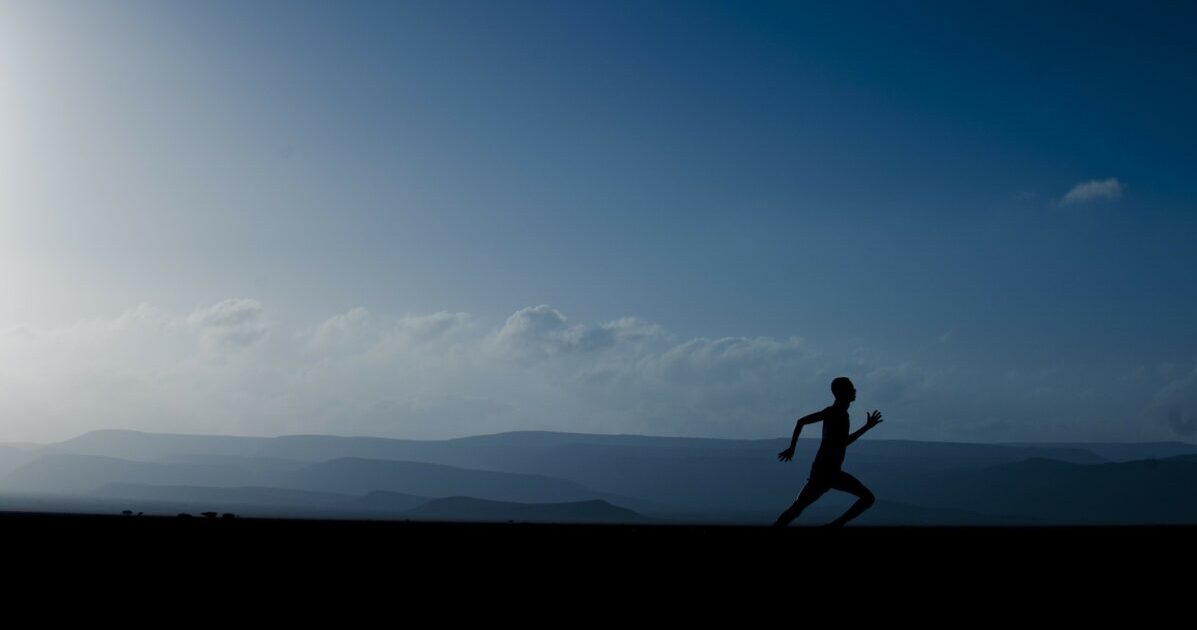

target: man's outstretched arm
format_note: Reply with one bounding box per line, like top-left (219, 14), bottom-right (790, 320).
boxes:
top-left (846, 410), bottom-right (883, 446)
top-left (778, 410), bottom-right (825, 462)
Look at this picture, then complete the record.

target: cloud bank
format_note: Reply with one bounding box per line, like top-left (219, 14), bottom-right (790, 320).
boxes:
top-left (0, 300), bottom-right (1177, 443)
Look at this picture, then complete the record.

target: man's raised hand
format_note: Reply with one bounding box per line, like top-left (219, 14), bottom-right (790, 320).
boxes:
top-left (866, 410), bottom-right (883, 428)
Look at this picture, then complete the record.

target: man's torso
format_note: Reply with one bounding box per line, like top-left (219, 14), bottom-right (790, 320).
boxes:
top-left (813, 406), bottom-right (849, 472)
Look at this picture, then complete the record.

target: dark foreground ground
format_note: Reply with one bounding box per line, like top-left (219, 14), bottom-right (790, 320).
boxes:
top-left (3, 511), bottom-right (1189, 618)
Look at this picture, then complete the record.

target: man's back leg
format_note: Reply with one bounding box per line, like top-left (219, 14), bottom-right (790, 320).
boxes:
top-left (826, 471), bottom-right (875, 528)
top-left (773, 478), bottom-right (830, 527)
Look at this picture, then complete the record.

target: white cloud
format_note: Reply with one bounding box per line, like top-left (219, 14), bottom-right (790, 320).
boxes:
top-left (650, 336), bottom-right (808, 384)
top-left (393, 311), bottom-right (473, 343)
top-left (601, 317), bottom-right (663, 345)
top-left (494, 305), bottom-right (660, 360)
top-left (1060, 178), bottom-right (1123, 205)
top-left (186, 298), bottom-right (270, 348)
top-left (308, 307), bottom-right (374, 353)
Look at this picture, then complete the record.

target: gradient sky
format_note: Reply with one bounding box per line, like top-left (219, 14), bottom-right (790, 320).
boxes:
top-left (1, 0), bottom-right (1194, 443)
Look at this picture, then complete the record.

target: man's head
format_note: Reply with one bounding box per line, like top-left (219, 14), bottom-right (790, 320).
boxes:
top-left (831, 377), bottom-right (856, 403)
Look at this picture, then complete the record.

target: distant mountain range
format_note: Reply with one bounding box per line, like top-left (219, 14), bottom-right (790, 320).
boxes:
top-left (1, 429), bottom-right (1194, 525)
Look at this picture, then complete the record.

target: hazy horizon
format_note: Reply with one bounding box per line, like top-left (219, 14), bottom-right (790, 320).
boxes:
top-left (6, 422), bottom-right (1197, 450)
top-left (2, 1), bottom-right (1194, 444)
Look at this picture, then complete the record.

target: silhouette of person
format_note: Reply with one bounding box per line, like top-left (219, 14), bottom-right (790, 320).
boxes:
top-left (773, 377), bottom-right (882, 527)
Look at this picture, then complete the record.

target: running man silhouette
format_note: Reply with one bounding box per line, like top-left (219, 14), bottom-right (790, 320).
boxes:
top-left (773, 377), bottom-right (882, 527)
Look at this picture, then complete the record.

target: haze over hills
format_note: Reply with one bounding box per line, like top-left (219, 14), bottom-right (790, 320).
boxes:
top-left (92, 483), bottom-right (356, 508)
top-left (0, 446), bottom-right (39, 478)
top-left (409, 497), bottom-right (646, 524)
top-left (55, 429), bottom-right (1125, 466)
top-left (2, 429), bottom-right (1196, 525)
top-left (0, 451), bottom-right (654, 512)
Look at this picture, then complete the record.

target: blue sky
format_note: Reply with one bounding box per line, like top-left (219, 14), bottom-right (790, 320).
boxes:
top-left (1, 1), bottom-right (1194, 442)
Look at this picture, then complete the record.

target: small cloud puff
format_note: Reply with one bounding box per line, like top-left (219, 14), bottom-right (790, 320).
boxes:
top-left (1149, 364), bottom-right (1197, 438)
top-left (1060, 178), bottom-right (1123, 205)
